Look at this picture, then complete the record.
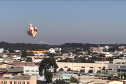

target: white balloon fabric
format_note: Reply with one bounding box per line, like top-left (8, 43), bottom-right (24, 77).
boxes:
top-left (27, 24), bottom-right (37, 38)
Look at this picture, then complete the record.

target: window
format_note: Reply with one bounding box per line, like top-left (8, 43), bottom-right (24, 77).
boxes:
top-left (99, 67), bottom-right (101, 69)
top-left (36, 70), bottom-right (39, 72)
top-left (14, 81), bottom-right (17, 84)
top-left (22, 81), bottom-right (25, 84)
top-left (122, 62), bottom-right (126, 64)
top-left (65, 79), bottom-right (69, 81)
top-left (31, 70), bottom-right (35, 72)
top-left (27, 81), bottom-right (30, 84)
top-left (88, 70), bottom-right (93, 73)
top-left (80, 69), bottom-right (85, 72)
top-left (10, 81), bottom-right (12, 84)
top-left (81, 66), bottom-right (85, 68)
top-left (4, 81), bottom-right (7, 84)
top-left (18, 81), bottom-right (21, 84)
top-left (25, 70), bottom-right (30, 72)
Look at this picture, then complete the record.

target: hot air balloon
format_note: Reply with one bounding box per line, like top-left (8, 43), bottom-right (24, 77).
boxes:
top-left (27, 24), bottom-right (37, 38)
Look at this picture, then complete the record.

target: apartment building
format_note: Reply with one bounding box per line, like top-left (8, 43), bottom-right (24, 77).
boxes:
top-left (57, 62), bottom-right (108, 73)
top-left (0, 74), bottom-right (37, 84)
top-left (24, 66), bottom-right (39, 76)
top-left (113, 59), bottom-right (126, 64)
top-left (13, 62), bottom-right (35, 67)
top-left (108, 64), bottom-right (126, 72)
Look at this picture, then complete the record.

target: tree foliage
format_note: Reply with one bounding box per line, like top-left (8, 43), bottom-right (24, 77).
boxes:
top-left (55, 79), bottom-right (68, 84)
top-left (59, 68), bottom-right (64, 71)
top-left (39, 58), bottom-right (58, 83)
top-left (44, 71), bottom-right (53, 83)
top-left (67, 68), bottom-right (72, 71)
top-left (8, 48), bottom-right (14, 53)
top-left (21, 50), bottom-right (27, 58)
top-left (26, 57), bottom-right (32, 62)
top-left (70, 77), bottom-right (79, 83)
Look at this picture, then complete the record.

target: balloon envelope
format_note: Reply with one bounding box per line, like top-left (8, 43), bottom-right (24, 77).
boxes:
top-left (27, 25), bottom-right (37, 38)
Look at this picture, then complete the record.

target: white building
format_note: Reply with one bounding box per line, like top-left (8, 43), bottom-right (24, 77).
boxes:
top-left (57, 62), bottom-right (108, 73)
top-left (34, 53), bottom-right (44, 56)
top-left (113, 59), bottom-right (126, 64)
top-left (49, 48), bottom-right (56, 53)
top-left (24, 66), bottom-right (39, 76)
top-left (102, 52), bottom-right (113, 57)
top-left (14, 50), bottom-right (21, 53)
top-left (13, 57), bottom-right (21, 60)
top-left (0, 48), bottom-right (4, 53)
top-left (0, 58), bottom-right (4, 62)
top-left (27, 56), bottom-right (43, 63)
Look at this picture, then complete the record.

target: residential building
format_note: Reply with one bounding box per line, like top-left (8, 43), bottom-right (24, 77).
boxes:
top-left (0, 74), bottom-right (37, 84)
top-left (57, 62), bottom-right (108, 73)
top-left (108, 64), bottom-right (126, 73)
top-left (0, 48), bottom-right (4, 54)
top-left (49, 48), bottom-right (56, 53)
top-left (24, 66), bottom-right (39, 76)
top-left (113, 59), bottom-right (126, 64)
top-left (13, 62), bottom-right (35, 67)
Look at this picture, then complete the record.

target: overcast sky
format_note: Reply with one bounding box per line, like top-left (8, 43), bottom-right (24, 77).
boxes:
top-left (0, 1), bottom-right (126, 45)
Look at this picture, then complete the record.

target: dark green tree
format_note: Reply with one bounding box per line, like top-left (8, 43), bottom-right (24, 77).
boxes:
top-left (26, 57), bottom-right (32, 62)
top-left (67, 68), bottom-right (72, 71)
top-left (70, 77), bottom-right (79, 83)
top-left (59, 68), bottom-right (64, 71)
top-left (39, 58), bottom-right (58, 83)
top-left (55, 79), bottom-right (68, 84)
top-left (124, 73), bottom-right (126, 80)
top-left (21, 50), bottom-right (27, 58)
top-left (102, 66), bottom-right (105, 71)
top-left (8, 48), bottom-right (14, 53)
top-left (44, 71), bottom-right (53, 84)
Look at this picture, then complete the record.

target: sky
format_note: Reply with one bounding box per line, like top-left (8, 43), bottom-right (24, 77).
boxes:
top-left (0, 1), bottom-right (126, 45)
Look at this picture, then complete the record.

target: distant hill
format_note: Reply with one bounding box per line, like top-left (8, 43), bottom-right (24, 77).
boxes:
top-left (0, 41), bottom-right (125, 51)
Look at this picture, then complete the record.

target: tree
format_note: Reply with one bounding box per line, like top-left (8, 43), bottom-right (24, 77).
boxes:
top-left (55, 79), bottom-right (68, 84)
top-left (8, 48), bottom-right (14, 53)
top-left (70, 77), bottom-right (79, 83)
top-left (59, 68), bottom-right (64, 71)
top-left (67, 68), bottom-right (72, 71)
top-left (21, 50), bottom-right (27, 58)
top-left (44, 71), bottom-right (53, 84)
top-left (102, 66), bottom-right (105, 71)
top-left (124, 73), bottom-right (126, 80)
top-left (39, 58), bottom-right (58, 83)
top-left (26, 57), bottom-right (32, 62)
